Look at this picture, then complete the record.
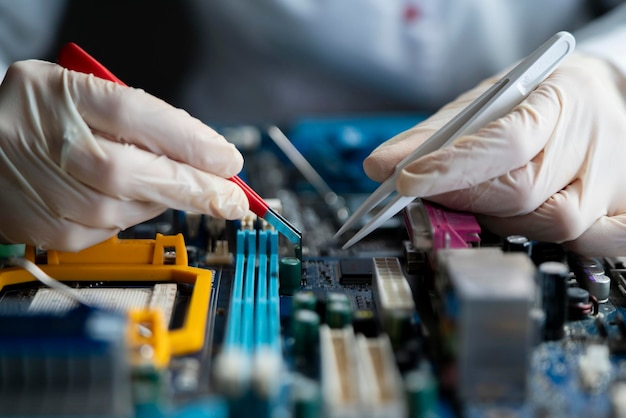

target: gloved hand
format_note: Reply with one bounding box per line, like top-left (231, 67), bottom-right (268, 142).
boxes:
top-left (364, 53), bottom-right (626, 256)
top-left (0, 60), bottom-right (248, 251)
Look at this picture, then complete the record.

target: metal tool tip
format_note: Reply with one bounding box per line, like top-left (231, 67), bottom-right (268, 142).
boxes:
top-left (264, 208), bottom-right (302, 245)
top-left (341, 236), bottom-right (360, 250)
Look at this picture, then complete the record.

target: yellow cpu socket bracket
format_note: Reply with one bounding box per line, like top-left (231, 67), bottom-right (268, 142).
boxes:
top-left (0, 233), bottom-right (211, 357)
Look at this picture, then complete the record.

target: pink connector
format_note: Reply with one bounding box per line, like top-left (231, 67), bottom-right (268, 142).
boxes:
top-left (404, 200), bottom-right (481, 258)
top-left (423, 201), bottom-right (481, 251)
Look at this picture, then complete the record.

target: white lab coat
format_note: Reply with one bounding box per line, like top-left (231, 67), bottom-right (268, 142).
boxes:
top-left (0, 0), bottom-right (625, 125)
top-left (181, 0), bottom-right (596, 124)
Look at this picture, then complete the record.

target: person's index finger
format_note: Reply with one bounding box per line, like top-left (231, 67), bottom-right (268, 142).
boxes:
top-left (64, 135), bottom-right (249, 219)
top-left (363, 127), bottom-right (436, 182)
top-left (395, 83), bottom-right (561, 198)
top-left (363, 80), bottom-right (499, 183)
top-left (63, 68), bottom-right (243, 178)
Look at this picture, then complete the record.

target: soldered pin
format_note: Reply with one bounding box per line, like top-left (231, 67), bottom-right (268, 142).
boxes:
top-left (58, 42), bottom-right (302, 246)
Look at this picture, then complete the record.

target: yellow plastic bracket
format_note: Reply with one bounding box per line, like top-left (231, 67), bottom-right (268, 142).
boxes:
top-left (44, 234), bottom-right (188, 266)
top-left (1, 233), bottom-right (211, 357)
top-left (128, 309), bottom-right (171, 368)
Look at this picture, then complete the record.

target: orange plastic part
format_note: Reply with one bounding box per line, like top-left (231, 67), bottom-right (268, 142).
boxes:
top-left (128, 308), bottom-right (171, 368)
top-left (1, 234), bottom-right (211, 357)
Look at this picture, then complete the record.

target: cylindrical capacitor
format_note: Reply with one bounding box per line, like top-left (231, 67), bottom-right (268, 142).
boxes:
top-left (325, 292), bottom-right (352, 328)
top-left (567, 287), bottom-right (593, 320)
top-left (387, 310), bottom-right (413, 346)
top-left (292, 309), bottom-right (320, 358)
top-left (327, 292), bottom-right (350, 305)
top-left (505, 235), bottom-right (532, 255)
top-left (292, 377), bottom-right (321, 418)
top-left (405, 363), bottom-right (438, 418)
top-left (588, 274), bottom-right (611, 304)
top-left (578, 258), bottom-right (611, 303)
top-left (294, 245), bottom-right (303, 262)
top-left (326, 301), bottom-right (353, 329)
top-left (540, 261), bottom-right (569, 341)
top-left (293, 291), bottom-right (318, 312)
top-left (579, 257), bottom-right (602, 271)
top-left (280, 257), bottom-right (302, 296)
top-left (568, 287), bottom-right (590, 304)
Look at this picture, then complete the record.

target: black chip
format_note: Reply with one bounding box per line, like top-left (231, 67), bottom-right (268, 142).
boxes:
top-left (339, 258), bottom-right (372, 285)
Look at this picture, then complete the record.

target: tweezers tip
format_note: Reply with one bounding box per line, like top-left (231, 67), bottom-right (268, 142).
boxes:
top-left (341, 238), bottom-right (357, 250)
top-left (267, 208), bottom-right (302, 244)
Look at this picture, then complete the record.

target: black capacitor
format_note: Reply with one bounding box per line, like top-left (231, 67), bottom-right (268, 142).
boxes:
top-left (567, 287), bottom-right (590, 304)
top-left (505, 235), bottom-right (532, 255)
top-left (567, 287), bottom-right (592, 320)
top-left (540, 261), bottom-right (569, 340)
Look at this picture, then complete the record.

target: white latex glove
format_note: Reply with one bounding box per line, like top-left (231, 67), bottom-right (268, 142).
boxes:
top-left (364, 53), bottom-right (626, 256)
top-left (0, 60), bottom-right (248, 251)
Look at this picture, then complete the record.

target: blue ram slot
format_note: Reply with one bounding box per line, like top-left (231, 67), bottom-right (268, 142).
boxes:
top-left (268, 232), bottom-right (280, 353)
top-left (242, 231), bottom-right (257, 354)
top-left (217, 229), bottom-right (282, 405)
top-left (255, 231), bottom-right (269, 347)
top-left (224, 230), bottom-right (246, 348)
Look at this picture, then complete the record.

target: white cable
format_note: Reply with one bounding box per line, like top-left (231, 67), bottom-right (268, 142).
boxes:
top-left (6, 256), bottom-right (92, 307)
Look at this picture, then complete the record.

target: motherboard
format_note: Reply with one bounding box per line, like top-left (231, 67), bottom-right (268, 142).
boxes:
top-left (0, 118), bottom-right (624, 418)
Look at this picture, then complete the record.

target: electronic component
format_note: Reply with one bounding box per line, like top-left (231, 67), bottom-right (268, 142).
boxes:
top-left (279, 256), bottom-right (302, 296)
top-left (567, 287), bottom-right (597, 320)
top-left (320, 325), bottom-right (360, 418)
top-left (402, 240), bottom-right (426, 274)
top-left (205, 239), bottom-right (233, 265)
top-left (326, 297), bottom-right (353, 329)
top-left (404, 200), bottom-right (481, 265)
top-left (372, 257), bottom-right (416, 339)
top-left (352, 309), bottom-right (379, 338)
top-left (570, 255), bottom-right (612, 303)
top-left (405, 362), bottom-right (438, 418)
top-left (28, 283), bottom-right (177, 323)
top-left (292, 309), bottom-right (321, 360)
top-left (339, 258), bottom-right (373, 285)
top-left (0, 234), bottom-right (212, 357)
top-left (540, 261), bottom-right (569, 341)
top-left (213, 230), bottom-right (283, 404)
top-left (293, 290), bottom-right (318, 312)
top-left (504, 235), bottom-right (532, 254)
top-left (291, 375), bottom-right (322, 418)
top-left (319, 325), bottom-right (406, 418)
top-left (0, 307), bottom-right (132, 417)
top-left (437, 248), bottom-right (536, 402)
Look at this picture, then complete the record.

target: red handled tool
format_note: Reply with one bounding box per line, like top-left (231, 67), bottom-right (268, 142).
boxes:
top-left (58, 43), bottom-right (301, 245)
